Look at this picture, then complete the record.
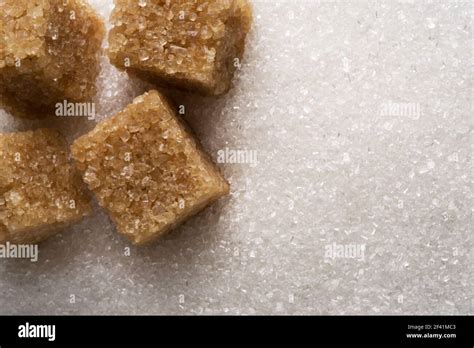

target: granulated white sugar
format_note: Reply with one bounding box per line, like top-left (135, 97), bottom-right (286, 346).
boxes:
top-left (0, 0), bottom-right (471, 315)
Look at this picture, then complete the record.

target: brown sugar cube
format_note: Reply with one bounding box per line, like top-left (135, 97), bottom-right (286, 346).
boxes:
top-left (108, 0), bottom-right (252, 96)
top-left (71, 90), bottom-right (230, 245)
top-left (0, 129), bottom-right (92, 244)
top-left (0, 0), bottom-right (105, 117)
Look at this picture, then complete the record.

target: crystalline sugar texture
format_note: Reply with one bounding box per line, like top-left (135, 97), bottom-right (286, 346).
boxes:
top-left (0, 0), bottom-right (105, 117)
top-left (0, 128), bottom-right (92, 244)
top-left (108, 0), bottom-right (252, 96)
top-left (71, 90), bottom-right (230, 245)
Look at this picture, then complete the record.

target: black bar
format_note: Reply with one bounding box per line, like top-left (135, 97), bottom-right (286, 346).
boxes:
top-left (0, 316), bottom-right (472, 346)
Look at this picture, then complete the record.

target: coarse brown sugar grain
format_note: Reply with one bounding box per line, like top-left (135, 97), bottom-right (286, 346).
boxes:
top-left (0, 0), bottom-right (105, 118)
top-left (108, 0), bottom-right (252, 96)
top-left (71, 90), bottom-right (230, 245)
top-left (0, 129), bottom-right (92, 244)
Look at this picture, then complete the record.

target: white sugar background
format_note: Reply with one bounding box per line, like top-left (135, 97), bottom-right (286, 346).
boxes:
top-left (0, 0), bottom-right (472, 314)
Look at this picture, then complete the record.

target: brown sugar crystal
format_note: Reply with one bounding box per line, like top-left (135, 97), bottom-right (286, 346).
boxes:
top-left (108, 0), bottom-right (252, 96)
top-left (71, 90), bottom-right (230, 245)
top-left (0, 129), bottom-right (92, 244)
top-left (0, 0), bottom-right (105, 117)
